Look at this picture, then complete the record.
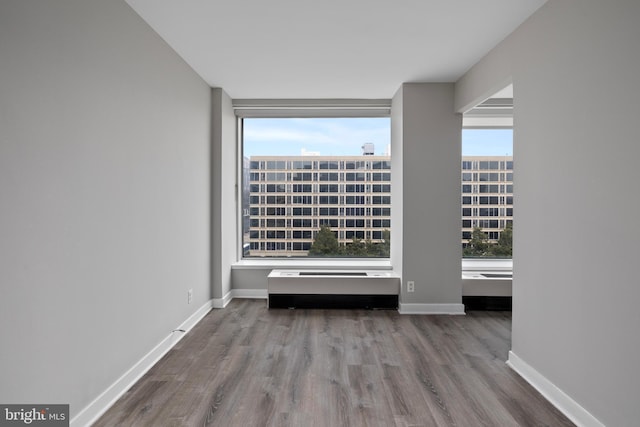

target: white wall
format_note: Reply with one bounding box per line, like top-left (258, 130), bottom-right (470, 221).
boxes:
top-left (456, 0), bottom-right (640, 425)
top-left (397, 84), bottom-right (463, 309)
top-left (0, 0), bottom-right (211, 418)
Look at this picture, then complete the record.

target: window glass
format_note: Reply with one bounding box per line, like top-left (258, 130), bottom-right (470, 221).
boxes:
top-left (243, 117), bottom-right (391, 258)
top-left (461, 129), bottom-right (513, 258)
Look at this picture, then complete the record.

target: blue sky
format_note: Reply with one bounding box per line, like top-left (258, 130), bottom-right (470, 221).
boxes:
top-left (243, 118), bottom-right (391, 157)
top-left (462, 129), bottom-right (513, 156)
top-left (243, 118), bottom-right (512, 157)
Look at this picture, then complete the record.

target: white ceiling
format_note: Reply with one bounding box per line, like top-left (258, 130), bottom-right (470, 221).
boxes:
top-left (125, 0), bottom-right (545, 99)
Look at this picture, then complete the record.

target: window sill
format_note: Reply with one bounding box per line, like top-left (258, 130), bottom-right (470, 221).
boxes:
top-left (462, 258), bottom-right (512, 272)
top-left (232, 258), bottom-right (393, 270)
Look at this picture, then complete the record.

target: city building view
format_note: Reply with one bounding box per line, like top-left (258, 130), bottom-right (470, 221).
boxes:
top-left (242, 147), bottom-right (513, 258)
top-left (243, 143), bottom-right (391, 257)
top-left (461, 155), bottom-right (513, 256)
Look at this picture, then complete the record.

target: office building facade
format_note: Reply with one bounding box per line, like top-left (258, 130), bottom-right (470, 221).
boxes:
top-left (245, 155), bottom-right (391, 257)
top-left (461, 156), bottom-right (513, 246)
top-left (245, 154), bottom-right (513, 257)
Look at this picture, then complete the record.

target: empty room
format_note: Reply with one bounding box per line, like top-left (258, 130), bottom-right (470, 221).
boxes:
top-left (1, 1), bottom-right (639, 426)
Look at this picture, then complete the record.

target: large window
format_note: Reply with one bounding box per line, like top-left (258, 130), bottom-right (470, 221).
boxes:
top-left (461, 129), bottom-right (513, 258)
top-left (242, 117), bottom-right (391, 258)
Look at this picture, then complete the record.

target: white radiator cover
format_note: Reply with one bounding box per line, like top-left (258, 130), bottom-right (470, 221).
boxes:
top-left (268, 270), bottom-right (400, 295)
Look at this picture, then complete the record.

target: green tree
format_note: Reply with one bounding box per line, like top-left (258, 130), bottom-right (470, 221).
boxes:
top-left (344, 237), bottom-right (368, 256)
top-left (346, 229), bottom-right (391, 257)
top-left (364, 239), bottom-right (378, 256)
top-left (492, 222), bottom-right (513, 257)
top-left (463, 227), bottom-right (491, 257)
top-left (308, 226), bottom-right (391, 258)
top-left (308, 225), bottom-right (341, 256)
top-left (381, 229), bottom-right (391, 257)
top-left (366, 229), bottom-right (390, 257)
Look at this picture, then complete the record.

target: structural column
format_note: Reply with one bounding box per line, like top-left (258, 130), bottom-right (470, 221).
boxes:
top-left (392, 83), bottom-right (463, 313)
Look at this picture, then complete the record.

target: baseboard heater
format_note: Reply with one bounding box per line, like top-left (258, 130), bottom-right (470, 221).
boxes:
top-left (267, 269), bottom-right (400, 309)
top-left (462, 296), bottom-right (512, 311)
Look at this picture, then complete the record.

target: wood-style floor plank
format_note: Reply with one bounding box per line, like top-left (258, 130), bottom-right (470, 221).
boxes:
top-left (93, 300), bottom-right (575, 427)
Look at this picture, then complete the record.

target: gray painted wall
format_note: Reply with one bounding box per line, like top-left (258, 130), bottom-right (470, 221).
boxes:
top-left (232, 269), bottom-right (270, 290)
top-left (456, 0), bottom-right (640, 425)
top-left (390, 87), bottom-right (404, 280)
top-left (211, 88), bottom-right (236, 300)
top-left (398, 84), bottom-right (462, 305)
top-left (0, 0), bottom-right (211, 418)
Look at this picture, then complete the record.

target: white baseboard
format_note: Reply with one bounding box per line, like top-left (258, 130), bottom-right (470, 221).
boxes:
top-left (212, 289), bottom-right (267, 308)
top-left (232, 288), bottom-right (268, 299)
top-left (398, 303), bottom-right (465, 315)
top-left (212, 290), bottom-right (233, 308)
top-left (70, 299), bottom-right (213, 427)
top-left (506, 351), bottom-right (604, 427)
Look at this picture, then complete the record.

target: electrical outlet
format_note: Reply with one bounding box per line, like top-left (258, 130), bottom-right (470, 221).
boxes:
top-left (188, 289), bottom-right (193, 304)
top-left (407, 281), bottom-right (415, 292)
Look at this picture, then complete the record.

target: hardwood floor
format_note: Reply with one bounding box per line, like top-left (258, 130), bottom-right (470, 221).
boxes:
top-left (94, 300), bottom-right (574, 426)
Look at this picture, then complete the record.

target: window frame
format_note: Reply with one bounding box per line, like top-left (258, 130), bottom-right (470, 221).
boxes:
top-left (235, 100), bottom-right (392, 261)
top-left (460, 127), bottom-right (513, 261)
